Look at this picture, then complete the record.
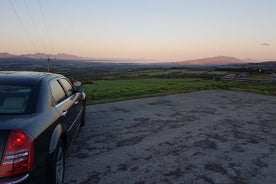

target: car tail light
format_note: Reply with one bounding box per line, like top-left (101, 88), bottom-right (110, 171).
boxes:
top-left (0, 130), bottom-right (34, 177)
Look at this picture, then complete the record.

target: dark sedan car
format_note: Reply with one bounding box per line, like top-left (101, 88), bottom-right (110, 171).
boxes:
top-left (0, 71), bottom-right (86, 184)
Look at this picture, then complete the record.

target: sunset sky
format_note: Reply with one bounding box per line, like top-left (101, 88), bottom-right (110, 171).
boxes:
top-left (0, 0), bottom-right (276, 61)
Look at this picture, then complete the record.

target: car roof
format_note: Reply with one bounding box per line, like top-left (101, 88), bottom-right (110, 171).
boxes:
top-left (0, 71), bottom-right (63, 85)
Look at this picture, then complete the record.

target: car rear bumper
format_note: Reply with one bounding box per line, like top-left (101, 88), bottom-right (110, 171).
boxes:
top-left (0, 174), bottom-right (29, 184)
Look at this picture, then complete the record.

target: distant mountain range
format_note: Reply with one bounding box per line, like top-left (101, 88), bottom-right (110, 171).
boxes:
top-left (0, 52), bottom-right (17, 58)
top-left (175, 56), bottom-right (242, 65)
top-left (0, 52), bottom-right (261, 65)
top-left (0, 52), bottom-right (85, 60)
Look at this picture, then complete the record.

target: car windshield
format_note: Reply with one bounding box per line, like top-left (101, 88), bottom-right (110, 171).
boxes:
top-left (0, 85), bottom-right (34, 114)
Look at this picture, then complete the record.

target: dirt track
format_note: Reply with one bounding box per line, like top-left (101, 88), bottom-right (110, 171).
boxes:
top-left (65, 90), bottom-right (276, 184)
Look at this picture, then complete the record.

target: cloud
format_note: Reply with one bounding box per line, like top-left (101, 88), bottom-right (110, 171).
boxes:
top-left (262, 43), bottom-right (270, 46)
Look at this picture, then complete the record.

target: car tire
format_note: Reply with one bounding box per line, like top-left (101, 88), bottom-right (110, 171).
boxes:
top-left (49, 140), bottom-right (65, 184)
top-left (80, 106), bottom-right (86, 127)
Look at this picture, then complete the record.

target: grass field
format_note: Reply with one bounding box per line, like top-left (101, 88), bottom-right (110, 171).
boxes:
top-left (122, 69), bottom-right (228, 78)
top-left (84, 78), bottom-right (276, 102)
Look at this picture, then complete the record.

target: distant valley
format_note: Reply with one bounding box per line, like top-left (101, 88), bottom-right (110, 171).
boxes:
top-left (0, 52), bottom-right (275, 83)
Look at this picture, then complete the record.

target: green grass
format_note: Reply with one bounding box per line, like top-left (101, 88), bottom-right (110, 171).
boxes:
top-left (84, 78), bottom-right (276, 102)
top-left (206, 71), bottom-right (229, 75)
top-left (247, 73), bottom-right (267, 79)
top-left (124, 69), bottom-right (217, 77)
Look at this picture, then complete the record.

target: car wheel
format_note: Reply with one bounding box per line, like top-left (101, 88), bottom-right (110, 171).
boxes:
top-left (80, 106), bottom-right (86, 127)
top-left (49, 140), bottom-right (65, 184)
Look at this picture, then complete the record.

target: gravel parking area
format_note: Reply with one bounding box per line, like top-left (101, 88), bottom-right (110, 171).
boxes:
top-left (65, 90), bottom-right (276, 184)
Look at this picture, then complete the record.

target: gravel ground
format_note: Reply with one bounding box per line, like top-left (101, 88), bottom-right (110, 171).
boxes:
top-left (65, 90), bottom-right (276, 184)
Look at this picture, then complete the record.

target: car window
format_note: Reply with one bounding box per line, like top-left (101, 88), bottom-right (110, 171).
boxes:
top-left (0, 85), bottom-right (34, 114)
top-left (59, 78), bottom-right (74, 97)
top-left (49, 80), bottom-right (66, 104)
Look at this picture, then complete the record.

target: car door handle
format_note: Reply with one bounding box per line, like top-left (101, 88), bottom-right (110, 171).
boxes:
top-left (74, 100), bottom-right (79, 105)
top-left (62, 110), bottom-right (67, 117)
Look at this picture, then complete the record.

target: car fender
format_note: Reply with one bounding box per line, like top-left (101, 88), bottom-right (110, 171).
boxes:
top-left (49, 124), bottom-right (63, 154)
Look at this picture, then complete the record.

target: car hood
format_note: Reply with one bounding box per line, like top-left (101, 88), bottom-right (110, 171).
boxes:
top-left (0, 115), bottom-right (30, 130)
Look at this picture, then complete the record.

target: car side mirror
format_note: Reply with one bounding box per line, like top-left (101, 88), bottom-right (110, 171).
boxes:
top-left (77, 86), bottom-right (85, 93)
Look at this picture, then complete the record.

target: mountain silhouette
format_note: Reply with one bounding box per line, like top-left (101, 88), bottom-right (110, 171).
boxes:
top-left (0, 52), bottom-right (86, 60)
top-left (178, 56), bottom-right (242, 65)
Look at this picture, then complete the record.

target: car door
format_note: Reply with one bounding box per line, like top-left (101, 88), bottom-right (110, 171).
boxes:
top-left (58, 78), bottom-right (82, 142)
top-left (49, 79), bottom-right (80, 145)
